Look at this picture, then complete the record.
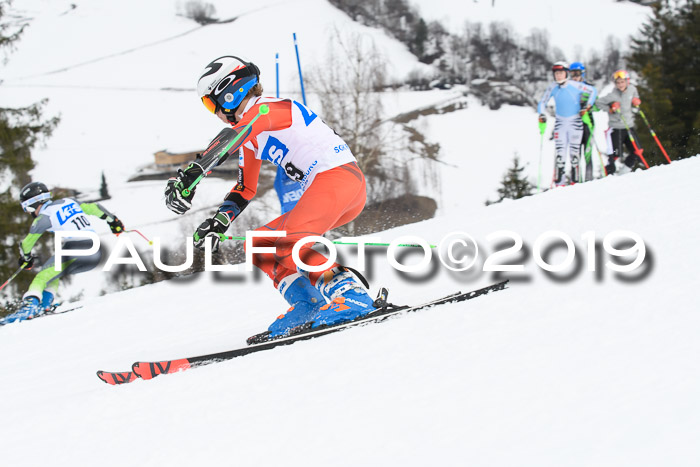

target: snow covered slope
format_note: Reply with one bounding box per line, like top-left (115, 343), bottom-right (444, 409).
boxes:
top-left (0, 0), bottom-right (653, 271)
top-left (3, 3), bottom-right (694, 463)
top-left (0, 0), bottom-right (429, 188)
top-left (1, 158), bottom-right (699, 466)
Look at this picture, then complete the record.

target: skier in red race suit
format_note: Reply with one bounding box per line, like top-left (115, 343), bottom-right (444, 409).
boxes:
top-left (164, 56), bottom-right (376, 337)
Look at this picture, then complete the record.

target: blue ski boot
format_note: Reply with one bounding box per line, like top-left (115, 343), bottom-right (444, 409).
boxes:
top-left (41, 291), bottom-right (55, 312)
top-left (268, 273), bottom-right (326, 337)
top-left (311, 266), bottom-right (375, 327)
top-left (1, 296), bottom-right (41, 324)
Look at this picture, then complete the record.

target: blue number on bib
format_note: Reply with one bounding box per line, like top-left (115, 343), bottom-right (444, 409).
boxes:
top-left (261, 136), bottom-right (289, 165)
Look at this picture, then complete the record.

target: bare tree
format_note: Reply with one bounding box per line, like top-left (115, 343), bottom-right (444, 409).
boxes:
top-left (308, 28), bottom-right (387, 181)
top-left (180, 0), bottom-right (217, 25)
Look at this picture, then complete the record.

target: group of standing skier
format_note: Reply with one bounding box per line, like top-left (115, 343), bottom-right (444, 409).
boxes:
top-left (538, 62), bottom-right (645, 186)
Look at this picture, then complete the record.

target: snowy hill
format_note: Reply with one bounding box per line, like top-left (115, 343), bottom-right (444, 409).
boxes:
top-left (0, 0), bottom-right (649, 191)
top-left (1, 0), bottom-right (654, 302)
top-left (1, 158), bottom-right (699, 466)
top-left (5, 2), bottom-right (697, 464)
top-left (1, 0), bottom-right (429, 189)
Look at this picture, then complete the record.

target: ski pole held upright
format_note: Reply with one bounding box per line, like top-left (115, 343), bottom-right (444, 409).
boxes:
top-left (537, 120), bottom-right (546, 193)
top-left (615, 108), bottom-right (649, 169)
top-left (581, 112), bottom-right (607, 177)
top-left (638, 109), bottom-right (672, 164)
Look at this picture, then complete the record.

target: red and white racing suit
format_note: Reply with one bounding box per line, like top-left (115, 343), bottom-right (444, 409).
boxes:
top-left (221, 96), bottom-right (367, 287)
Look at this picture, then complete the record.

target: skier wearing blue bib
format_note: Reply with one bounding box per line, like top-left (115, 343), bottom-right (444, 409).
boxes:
top-left (538, 62), bottom-right (598, 185)
top-left (273, 165), bottom-right (303, 214)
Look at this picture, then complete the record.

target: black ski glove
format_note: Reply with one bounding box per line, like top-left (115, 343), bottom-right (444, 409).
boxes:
top-left (193, 212), bottom-right (231, 252)
top-left (107, 217), bottom-right (124, 234)
top-left (165, 163), bottom-right (204, 215)
top-left (19, 249), bottom-right (37, 270)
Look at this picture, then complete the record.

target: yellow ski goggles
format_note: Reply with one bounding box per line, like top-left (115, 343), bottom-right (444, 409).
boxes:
top-left (612, 70), bottom-right (630, 80)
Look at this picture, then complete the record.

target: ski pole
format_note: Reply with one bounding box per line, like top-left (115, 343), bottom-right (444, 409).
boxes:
top-left (182, 104), bottom-right (270, 197)
top-left (537, 120), bottom-right (546, 193)
top-left (582, 112), bottom-right (607, 177)
top-left (126, 229), bottom-right (153, 245)
top-left (637, 109), bottom-right (672, 164)
top-left (615, 108), bottom-right (649, 169)
top-left (0, 264), bottom-right (26, 292)
top-left (225, 236), bottom-right (437, 249)
top-left (328, 239), bottom-right (437, 249)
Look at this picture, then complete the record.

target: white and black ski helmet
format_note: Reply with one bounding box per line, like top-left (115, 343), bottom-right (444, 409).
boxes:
top-left (20, 181), bottom-right (51, 213)
top-left (197, 56), bottom-right (260, 118)
top-left (551, 61), bottom-right (569, 83)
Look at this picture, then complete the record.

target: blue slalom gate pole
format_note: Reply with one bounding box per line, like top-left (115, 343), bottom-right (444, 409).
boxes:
top-left (274, 50), bottom-right (301, 213)
top-left (293, 32), bottom-right (306, 105)
top-left (275, 52), bottom-right (280, 98)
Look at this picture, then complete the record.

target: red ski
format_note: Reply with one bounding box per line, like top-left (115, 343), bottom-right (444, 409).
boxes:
top-left (97, 280), bottom-right (508, 385)
top-left (96, 370), bottom-right (139, 385)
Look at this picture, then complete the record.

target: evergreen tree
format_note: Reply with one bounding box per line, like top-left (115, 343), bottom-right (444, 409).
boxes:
top-left (412, 18), bottom-right (428, 59)
top-left (99, 171), bottom-right (110, 199)
top-left (627, 0), bottom-right (700, 162)
top-left (0, 0), bottom-right (59, 309)
top-left (486, 156), bottom-right (533, 205)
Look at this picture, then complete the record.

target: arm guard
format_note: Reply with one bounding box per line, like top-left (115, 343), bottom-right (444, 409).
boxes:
top-left (217, 191), bottom-right (250, 220)
top-left (197, 127), bottom-right (240, 172)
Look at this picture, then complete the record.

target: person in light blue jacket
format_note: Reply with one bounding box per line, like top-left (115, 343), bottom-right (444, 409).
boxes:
top-left (537, 62), bottom-right (598, 185)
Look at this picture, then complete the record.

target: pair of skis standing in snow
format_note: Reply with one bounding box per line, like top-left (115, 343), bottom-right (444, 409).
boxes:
top-left (6, 55), bottom-right (379, 338)
top-left (537, 62), bottom-right (645, 186)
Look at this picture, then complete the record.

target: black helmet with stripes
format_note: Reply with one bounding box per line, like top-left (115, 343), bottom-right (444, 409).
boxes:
top-left (20, 182), bottom-right (51, 213)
